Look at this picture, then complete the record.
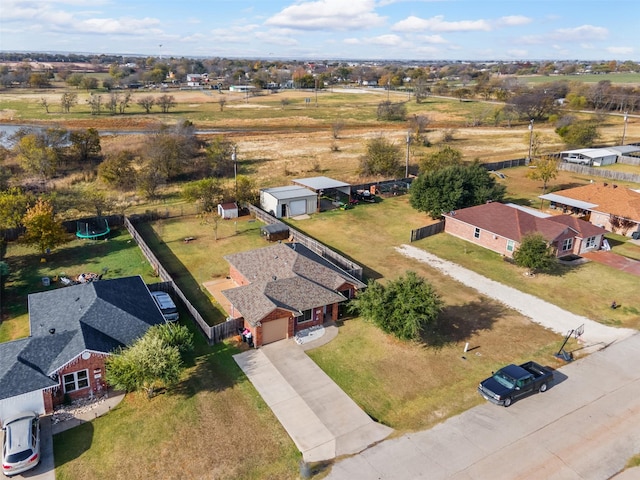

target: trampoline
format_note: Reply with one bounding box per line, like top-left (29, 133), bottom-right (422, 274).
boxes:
top-left (76, 218), bottom-right (110, 240)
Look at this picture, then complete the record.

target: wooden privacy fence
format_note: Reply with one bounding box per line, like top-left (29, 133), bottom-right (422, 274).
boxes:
top-left (124, 216), bottom-right (242, 344)
top-left (410, 220), bottom-right (445, 242)
top-left (558, 163), bottom-right (640, 183)
top-left (247, 204), bottom-right (364, 280)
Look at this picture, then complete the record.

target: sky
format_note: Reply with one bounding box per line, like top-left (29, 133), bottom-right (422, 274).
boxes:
top-left (0, 0), bottom-right (638, 61)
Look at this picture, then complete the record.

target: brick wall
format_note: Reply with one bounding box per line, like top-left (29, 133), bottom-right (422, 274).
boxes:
top-left (229, 266), bottom-right (250, 286)
top-left (52, 352), bottom-right (109, 406)
top-left (445, 217), bottom-right (515, 257)
top-left (252, 308), bottom-right (294, 347)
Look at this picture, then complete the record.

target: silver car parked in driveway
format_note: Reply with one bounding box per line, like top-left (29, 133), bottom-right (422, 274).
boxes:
top-left (2, 412), bottom-right (40, 477)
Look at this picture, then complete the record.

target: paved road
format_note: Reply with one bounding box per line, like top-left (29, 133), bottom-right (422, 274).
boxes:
top-left (328, 330), bottom-right (640, 480)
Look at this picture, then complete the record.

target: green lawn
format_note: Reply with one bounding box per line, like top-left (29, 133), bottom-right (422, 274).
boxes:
top-left (54, 340), bottom-right (300, 480)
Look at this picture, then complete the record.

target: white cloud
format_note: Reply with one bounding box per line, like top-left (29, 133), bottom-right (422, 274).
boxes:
top-left (550, 25), bottom-right (608, 42)
top-left (418, 34), bottom-right (447, 44)
top-left (73, 17), bottom-right (162, 34)
top-left (265, 0), bottom-right (385, 30)
top-left (369, 34), bottom-right (403, 46)
top-left (607, 46), bottom-right (634, 55)
top-left (507, 49), bottom-right (528, 58)
top-left (496, 15), bottom-right (531, 27)
top-left (344, 38), bottom-right (361, 45)
top-left (392, 15), bottom-right (491, 33)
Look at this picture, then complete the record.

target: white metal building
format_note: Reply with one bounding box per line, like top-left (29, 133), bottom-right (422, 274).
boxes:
top-left (560, 148), bottom-right (619, 166)
top-left (260, 186), bottom-right (317, 218)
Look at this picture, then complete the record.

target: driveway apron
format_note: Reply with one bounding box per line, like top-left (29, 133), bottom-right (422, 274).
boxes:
top-left (234, 340), bottom-right (392, 462)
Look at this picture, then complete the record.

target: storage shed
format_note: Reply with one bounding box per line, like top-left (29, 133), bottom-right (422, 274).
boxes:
top-left (260, 186), bottom-right (317, 219)
top-left (218, 202), bottom-right (238, 219)
top-left (261, 223), bottom-right (290, 242)
top-left (293, 176), bottom-right (351, 211)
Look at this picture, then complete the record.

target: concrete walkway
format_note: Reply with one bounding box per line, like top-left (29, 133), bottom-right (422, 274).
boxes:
top-left (51, 391), bottom-right (126, 435)
top-left (234, 339), bottom-right (392, 463)
top-left (396, 244), bottom-right (635, 347)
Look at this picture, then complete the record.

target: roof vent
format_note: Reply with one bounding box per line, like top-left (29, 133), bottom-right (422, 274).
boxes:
top-left (604, 182), bottom-right (608, 187)
top-left (49, 328), bottom-right (55, 335)
top-left (613, 184), bottom-right (618, 188)
top-left (272, 275), bottom-right (277, 281)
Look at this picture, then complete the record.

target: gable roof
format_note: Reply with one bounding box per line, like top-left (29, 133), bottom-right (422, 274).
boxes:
top-left (222, 243), bottom-right (364, 326)
top-left (445, 202), bottom-right (569, 243)
top-left (543, 183), bottom-right (640, 221)
top-left (260, 185), bottom-right (317, 201)
top-left (0, 276), bottom-right (166, 400)
top-left (546, 214), bottom-right (607, 238)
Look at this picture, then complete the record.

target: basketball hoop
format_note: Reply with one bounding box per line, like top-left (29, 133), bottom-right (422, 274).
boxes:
top-left (555, 324), bottom-right (584, 362)
top-left (574, 324), bottom-right (584, 339)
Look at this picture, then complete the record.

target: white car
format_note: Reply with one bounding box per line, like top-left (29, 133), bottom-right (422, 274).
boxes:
top-left (1, 412), bottom-right (40, 477)
top-left (151, 291), bottom-right (179, 322)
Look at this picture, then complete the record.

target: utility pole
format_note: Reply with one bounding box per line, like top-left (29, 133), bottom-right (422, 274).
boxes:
top-left (232, 145), bottom-right (237, 198)
top-left (622, 112), bottom-right (629, 145)
top-left (527, 119), bottom-right (534, 163)
top-left (405, 131), bottom-right (411, 178)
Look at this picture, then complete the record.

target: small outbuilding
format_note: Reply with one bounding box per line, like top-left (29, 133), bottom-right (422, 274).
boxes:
top-left (292, 176), bottom-right (351, 211)
top-left (218, 202), bottom-right (238, 219)
top-left (560, 148), bottom-right (619, 166)
top-left (260, 186), bottom-right (317, 219)
top-left (261, 223), bottom-right (290, 242)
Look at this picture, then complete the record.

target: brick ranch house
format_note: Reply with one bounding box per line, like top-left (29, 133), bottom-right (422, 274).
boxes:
top-left (0, 276), bottom-right (167, 420)
top-left (539, 182), bottom-right (640, 237)
top-left (222, 242), bottom-right (365, 346)
top-left (443, 202), bottom-right (607, 258)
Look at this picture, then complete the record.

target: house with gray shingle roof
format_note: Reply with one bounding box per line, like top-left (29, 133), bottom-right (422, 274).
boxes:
top-left (0, 276), bottom-right (166, 420)
top-left (222, 243), bottom-right (365, 346)
top-left (443, 202), bottom-right (606, 258)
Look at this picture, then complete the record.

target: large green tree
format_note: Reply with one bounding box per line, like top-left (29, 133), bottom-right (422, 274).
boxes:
top-left (16, 134), bottom-right (58, 183)
top-left (105, 323), bottom-right (193, 398)
top-left (418, 145), bottom-right (462, 173)
top-left (526, 156), bottom-right (559, 193)
top-left (181, 178), bottom-right (226, 212)
top-left (359, 137), bottom-right (403, 177)
top-left (0, 188), bottom-right (32, 230)
top-left (512, 233), bottom-right (556, 274)
top-left (21, 198), bottom-right (67, 254)
top-left (69, 128), bottom-right (101, 163)
top-left (349, 271), bottom-right (443, 341)
top-left (556, 120), bottom-right (599, 148)
top-left (410, 162), bottom-right (506, 219)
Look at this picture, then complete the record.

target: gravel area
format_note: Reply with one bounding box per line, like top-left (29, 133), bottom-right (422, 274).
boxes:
top-left (396, 244), bottom-right (635, 348)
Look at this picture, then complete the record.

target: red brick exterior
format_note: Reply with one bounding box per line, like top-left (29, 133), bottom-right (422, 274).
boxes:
top-left (50, 352), bottom-right (109, 409)
top-left (445, 217), bottom-right (518, 257)
top-left (42, 390), bottom-right (54, 415)
top-left (229, 266), bottom-right (250, 286)
top-left (445, 216), bottom-right (579, 258)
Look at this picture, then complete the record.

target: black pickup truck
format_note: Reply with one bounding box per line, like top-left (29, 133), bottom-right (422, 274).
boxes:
top-left (478, 361), bottom-right (553, 407)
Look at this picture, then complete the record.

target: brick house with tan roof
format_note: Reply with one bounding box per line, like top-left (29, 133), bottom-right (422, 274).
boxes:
top-left (222, 243), bottom-right (365, 346)
top-left (540, 183), bottom-right (640, 237)
top-left (443, 202), bottom-right (607, 258)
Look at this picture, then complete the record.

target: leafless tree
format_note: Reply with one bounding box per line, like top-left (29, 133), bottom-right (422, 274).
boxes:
top-left (331, 120), bottom-right (345, 139)
top-left (137, 95), bottom-right (155, 114)
top-left (38, 97), bottom-right (50, 114)
top-left (156, 94), bottom-right (176, 113)
top-left (60, 92), bottom-right (77, 113)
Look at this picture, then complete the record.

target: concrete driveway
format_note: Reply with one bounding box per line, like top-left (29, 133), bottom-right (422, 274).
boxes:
top-left (328, 332), bottom-right (640, 479)
top-left (0, 415), bottom-right (55, 480)
top-left (234, 340), bottom-right (392, 463)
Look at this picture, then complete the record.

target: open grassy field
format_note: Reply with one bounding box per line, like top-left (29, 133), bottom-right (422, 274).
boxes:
top-left (2, 86), bottom-right (639, 191)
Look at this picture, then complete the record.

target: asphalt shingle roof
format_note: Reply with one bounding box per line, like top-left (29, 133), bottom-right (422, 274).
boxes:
top-left (0, 276), bottom-right (166, 400)
top-left (222, 243), bottom-right (364, 326)
top-left (446, 202), bottom-right (569, 243)
top-left (549, 183), bottom-right (640, 221)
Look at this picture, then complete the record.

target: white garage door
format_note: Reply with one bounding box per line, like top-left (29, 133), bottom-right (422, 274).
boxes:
top-left (262, 317), bottom-right (289, 345)
top-left (289, 199), bottom-right (307, 216)
top-left (0, 391), bottom-right (45, 422)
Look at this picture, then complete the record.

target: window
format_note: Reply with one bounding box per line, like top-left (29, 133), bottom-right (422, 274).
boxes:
top-left (562, 238), bottom-right (573, 251)
top-left (474, 227), bottom-right (480, 239)
top-left (585, 236), bottom-right (597, 248)
top-left (506, 240), bottom-right (515, 252)
top-left (297, 309), bottom-right (313, 324)
top-left (63, 370), bottom-right (89, 392)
